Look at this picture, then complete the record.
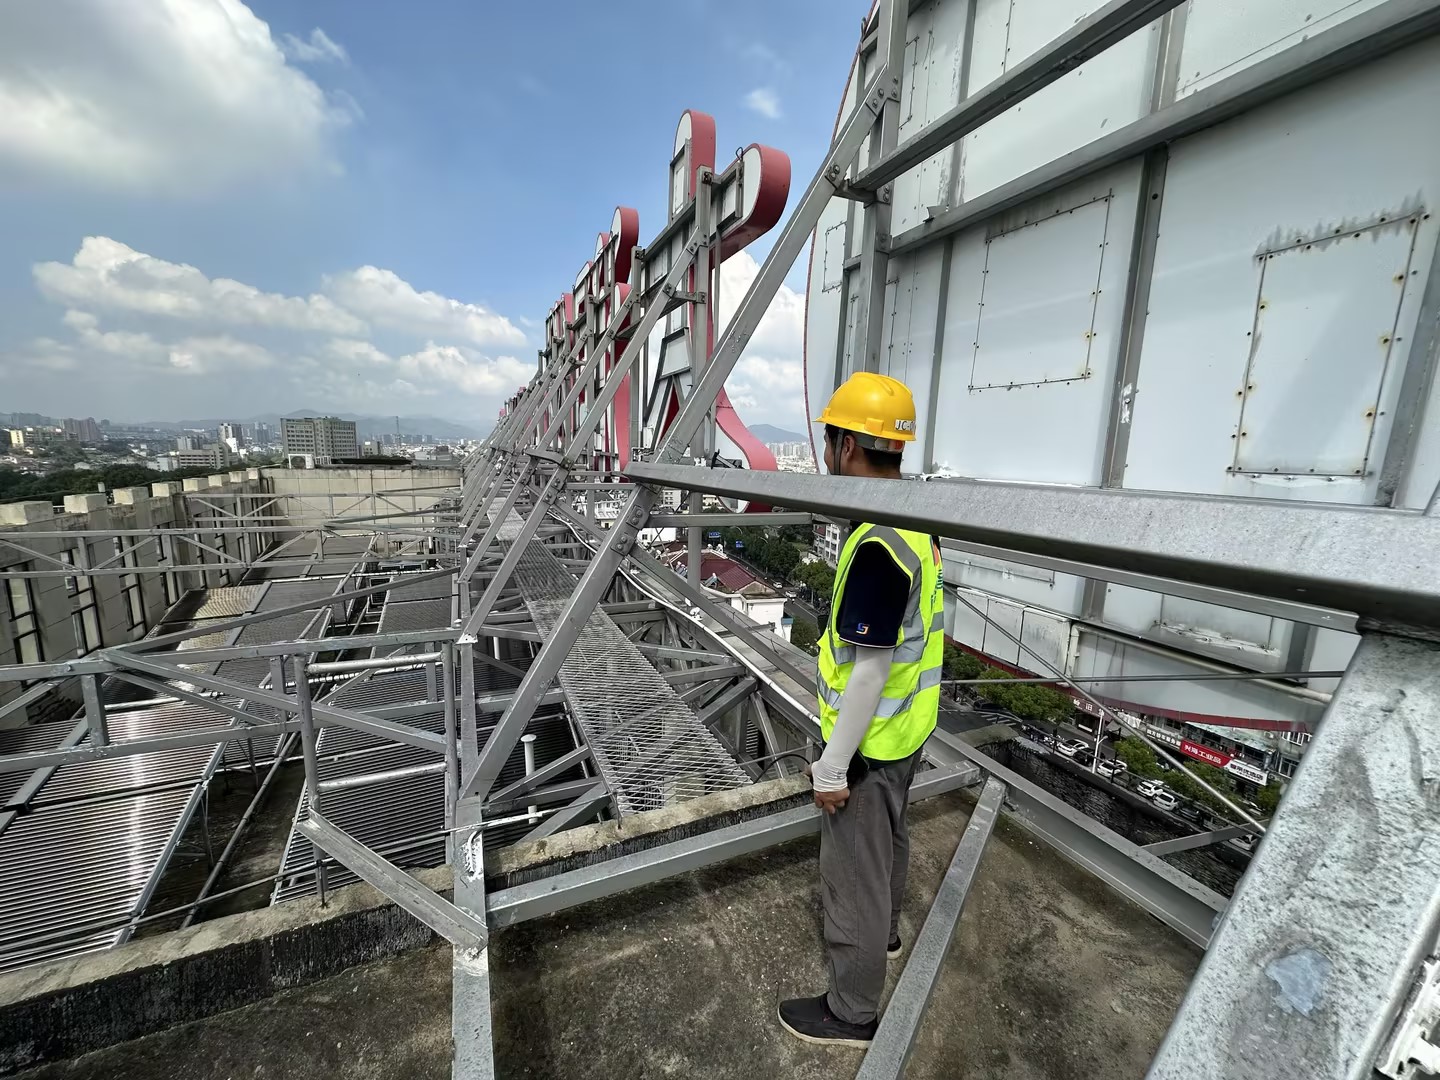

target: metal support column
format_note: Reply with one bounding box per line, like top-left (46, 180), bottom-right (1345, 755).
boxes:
top-left (849, 0), bottom-right (906, 375)
top-left (1149, 633), bottom-right (1440, 1080)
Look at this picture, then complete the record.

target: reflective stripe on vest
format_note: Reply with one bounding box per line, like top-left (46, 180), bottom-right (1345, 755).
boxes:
top-left (817, 522), bottom-right (945, 762)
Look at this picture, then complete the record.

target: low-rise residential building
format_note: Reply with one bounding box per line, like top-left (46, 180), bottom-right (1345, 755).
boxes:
top-left (156, 445), bottom-right (233, 471)
top-left (813, 522), bottom-right (842, 567)
top-left (660, 547), bottom-right (790, 642)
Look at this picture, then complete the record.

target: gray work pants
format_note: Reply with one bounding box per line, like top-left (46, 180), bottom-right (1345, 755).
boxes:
top-left (820, 750), bottom-right (921, 1024)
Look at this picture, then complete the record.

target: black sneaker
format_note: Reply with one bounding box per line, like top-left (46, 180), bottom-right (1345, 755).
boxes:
top-left (778, 994), bottom-right (877, 1047)
top-left (887, 936), bottom-right (902, 960)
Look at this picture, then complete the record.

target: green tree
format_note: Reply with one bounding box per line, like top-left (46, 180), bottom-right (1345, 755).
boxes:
top-left (1114, 736), bottom-right (1166, 779)
top-left (942, 644), bottom-right (984, 681)
top-left (789, 618), bottom-right (820, 654)
top-left (768, 541), bottom-right (799, 578)
top-left (1254, 782), bottom-right (1282, 816)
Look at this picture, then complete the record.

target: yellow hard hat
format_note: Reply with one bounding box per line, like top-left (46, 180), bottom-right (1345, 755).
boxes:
top-left (814, 372), bottom-right (917, 452)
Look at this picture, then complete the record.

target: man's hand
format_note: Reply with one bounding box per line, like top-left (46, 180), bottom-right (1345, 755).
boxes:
top-left (814, 786), bottom-right (849, 814)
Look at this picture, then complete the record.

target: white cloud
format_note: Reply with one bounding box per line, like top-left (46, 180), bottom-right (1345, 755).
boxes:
top-left (36, 237), bottom-right (366, 335)
top-left (393, 344), bottom-right (533, 395)
top-left (717, 251), bottom-right (804, 360)
top-left (324, 266), bottom-right (527, 348)
top-left (325, 338), bottom-right (392, 366)
top-left (58, 309), bottom-right (276, 375)
top-left (741, 43), bottom-right (790, 76)
top-left (322, 338), bottom-right (532, 396)
top-left (0, 0), bottom-right (351, 191)
top-left (715, 251), bottom-right (808, 432)
top-left (12, 237), bottom-right (535, 421)
top-left (281, 28), bottom-right (348, 65)
top-left (744, 88), bottom-right (782, 120)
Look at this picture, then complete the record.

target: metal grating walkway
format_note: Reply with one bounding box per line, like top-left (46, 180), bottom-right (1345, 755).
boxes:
top-left (499, 510), bottom-right (751, 814)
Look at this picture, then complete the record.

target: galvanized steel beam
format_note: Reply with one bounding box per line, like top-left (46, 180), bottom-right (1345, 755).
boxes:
top-left (624, 463), bottom-right (1440, 635)
top-left (855, 777), bottom-right (1006, 1079)
top-left (1149, 634), bottom-right (1440, 1079)
top-left (886, 0), bottom-right (1440, 257)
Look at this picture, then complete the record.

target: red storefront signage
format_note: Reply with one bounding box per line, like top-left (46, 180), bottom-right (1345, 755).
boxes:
top-left (1180, 739), bottom-right (1231, 768)
top-left (534, 110), bottom-right (789, 483)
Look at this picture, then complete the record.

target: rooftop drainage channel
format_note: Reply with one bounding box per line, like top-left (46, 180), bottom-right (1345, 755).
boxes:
top-left (499, 510), bottom-right (753, 815)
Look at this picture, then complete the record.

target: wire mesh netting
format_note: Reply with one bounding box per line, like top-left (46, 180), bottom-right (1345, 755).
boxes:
top-left (501, 510), bottom-right (752, 815)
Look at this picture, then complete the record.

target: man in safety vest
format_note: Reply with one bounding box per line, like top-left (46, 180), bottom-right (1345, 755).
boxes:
top-left (780, 372), bottom-right (944, 1048)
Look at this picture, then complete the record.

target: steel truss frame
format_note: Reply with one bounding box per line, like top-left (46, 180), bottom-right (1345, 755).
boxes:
top-left (0, 1), bottom-right (1437, 1076)
top-left (442, 0), bottom-right (1440, 1073)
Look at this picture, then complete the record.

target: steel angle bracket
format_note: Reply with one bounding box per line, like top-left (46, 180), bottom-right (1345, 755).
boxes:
top-left (297, 810), bottom-right (488, 950)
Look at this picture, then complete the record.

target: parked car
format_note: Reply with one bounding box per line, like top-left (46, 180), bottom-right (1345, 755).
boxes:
top-left (1096, 758), bottom-right (1128, 779)
top-left (1152, 790), bottom-right (1179, 811)
top-left (1056, 738), bottom-right (1087, 758)
top-left (1136, 779), bottom-right (1165, 799)
top-left (1228, 833), bottom-right (1259, 854)
top-left (1075, 749), bottom-right (1095, 768)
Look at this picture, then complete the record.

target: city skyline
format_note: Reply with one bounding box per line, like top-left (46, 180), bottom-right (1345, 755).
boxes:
top-left (0, 1), bottom-right (857, 434)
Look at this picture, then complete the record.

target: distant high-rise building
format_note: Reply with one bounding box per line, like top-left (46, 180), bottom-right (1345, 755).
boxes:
top-left (218, 423), bottom-right (244, 449)
top-left (251, 422), bottom-right (273, 446)
top-left (281, 417), bottom-right (358, 465)
top-left (62, 417), bottom-right (102, 443)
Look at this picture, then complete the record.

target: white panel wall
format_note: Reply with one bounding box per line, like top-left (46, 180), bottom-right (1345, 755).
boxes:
top-left (1175, 0), bottom-right (1390, 100)
top-left (941, 545), bottom-right (1086, 618)
top-left (1126, 41), bottom-right (1440, 503)
top-left (1073, 630), bottom-right (1328, 729)
top-left (800, 1), bottom-right (1440, 733)
top-left (931, 164), bottom-right (1142, 483)
top-left (945, 584), bottom-right (1071, 675)
top-left (959, 0), bottom-right (1157, 199)
top-left (804, 65), bottom-right (862, 466)
top-left (891, 0), bottom-right (972, 233)
top-left (879, 244), bottom-right (946, 453)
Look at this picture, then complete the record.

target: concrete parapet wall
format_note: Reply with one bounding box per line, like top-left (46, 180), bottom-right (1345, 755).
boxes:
top-left (0, 503), bottom-right (53, 526)
top-left (0, 867), bottom-right (450, 1075)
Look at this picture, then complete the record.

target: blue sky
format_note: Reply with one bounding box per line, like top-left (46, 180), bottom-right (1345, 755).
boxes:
top-left (0, 0), bottom-right (869, 432)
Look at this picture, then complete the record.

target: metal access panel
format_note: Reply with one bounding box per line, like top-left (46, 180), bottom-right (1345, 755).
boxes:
top-left (1071, 629), bottom-right (1328, 729)
top-left (1127, 41), bottom-right (1440, 504)
top-left (969, 195), bottom-right (1112, 391)
top-left (1176, 0), bottom-right (1391, 100)
top-left (1233, 215), bottom-right (1420, 479)
top-left (927, 166), bottom-right (1141, 484)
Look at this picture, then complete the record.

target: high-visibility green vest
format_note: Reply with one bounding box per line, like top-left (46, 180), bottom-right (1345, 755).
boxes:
top-left (817, 523), bottom-right (944, 762)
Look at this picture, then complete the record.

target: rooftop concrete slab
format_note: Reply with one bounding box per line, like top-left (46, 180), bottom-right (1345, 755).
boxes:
top-left (8, 788), bottom-right (1199, 1079)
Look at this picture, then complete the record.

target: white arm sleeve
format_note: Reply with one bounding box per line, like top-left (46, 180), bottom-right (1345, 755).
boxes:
top-left (811, 645), bottom-right (895, 792)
